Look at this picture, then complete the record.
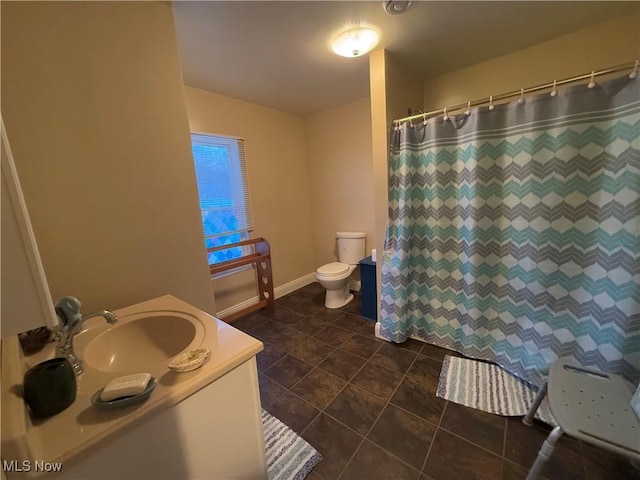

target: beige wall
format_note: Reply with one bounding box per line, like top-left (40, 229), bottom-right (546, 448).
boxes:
top-left (423, 14), bottom-right (640, 110)
top-left (1, 2), bottom-right (215, 315)
top-left (183, 86), bottom-right (315, 313)
top-left (305, 97), bottom-right (375, 266)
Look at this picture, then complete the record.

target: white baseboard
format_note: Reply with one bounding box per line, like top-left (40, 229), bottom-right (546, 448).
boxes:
top-left (276, 272), bottom-right (317, 298)
top-left (374, 322), bottom-right (431, 347)
top-left (375, 322), bottom-right (383, 339)
top-left (216, 272), bottom-right (317, 319)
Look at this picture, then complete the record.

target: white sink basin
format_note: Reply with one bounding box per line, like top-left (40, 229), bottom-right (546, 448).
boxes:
top-left (76, 310), bottom-right (205, 374)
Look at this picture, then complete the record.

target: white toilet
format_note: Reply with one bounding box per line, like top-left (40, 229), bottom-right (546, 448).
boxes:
top-left (316, 232), bottom-right (366, 309)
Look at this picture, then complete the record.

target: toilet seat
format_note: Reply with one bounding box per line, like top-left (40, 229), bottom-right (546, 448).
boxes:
top-left (316, 262), bottom-right (349, 277)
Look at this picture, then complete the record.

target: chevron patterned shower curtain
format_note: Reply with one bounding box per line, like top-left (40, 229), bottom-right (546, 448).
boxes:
top-left (380, 76), bottom-right (640, 387)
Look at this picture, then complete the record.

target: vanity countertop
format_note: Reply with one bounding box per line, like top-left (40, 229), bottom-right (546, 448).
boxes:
top-left (1, 295), bottom-right (263, 472)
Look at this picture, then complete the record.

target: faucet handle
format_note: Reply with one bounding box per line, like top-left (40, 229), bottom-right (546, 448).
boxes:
top-left (55, 296), bottom-right (82, 326)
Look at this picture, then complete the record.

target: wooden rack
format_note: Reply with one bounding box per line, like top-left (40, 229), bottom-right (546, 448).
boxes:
top-left (207, 237), bottom-right (275, 322)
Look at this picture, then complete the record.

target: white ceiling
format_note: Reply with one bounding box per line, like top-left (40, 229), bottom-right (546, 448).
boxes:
top-left (173, 1), bottom-right (637, 116)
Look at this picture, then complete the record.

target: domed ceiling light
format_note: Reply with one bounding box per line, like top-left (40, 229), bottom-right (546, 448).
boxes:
top-left (331, 25), bottom-right (380, 58)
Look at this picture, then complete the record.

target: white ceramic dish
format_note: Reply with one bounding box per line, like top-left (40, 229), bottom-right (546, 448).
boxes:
top-left (168, 348), bottom-right (210, 372)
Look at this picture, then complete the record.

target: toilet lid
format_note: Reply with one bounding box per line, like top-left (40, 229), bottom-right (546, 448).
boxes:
top-left (317, 262), bottom-right (350, 276)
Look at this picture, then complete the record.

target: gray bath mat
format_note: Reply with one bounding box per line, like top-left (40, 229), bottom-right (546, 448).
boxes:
top-left (263, 409), bottom-right (322, 480)
top-left (437, 355), bottom-right (556, 425)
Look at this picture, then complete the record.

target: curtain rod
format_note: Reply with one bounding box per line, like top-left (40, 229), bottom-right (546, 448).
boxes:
top-left (394, 60), bottom-right (639, 125)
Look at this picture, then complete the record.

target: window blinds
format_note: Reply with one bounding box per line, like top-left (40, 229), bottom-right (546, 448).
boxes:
top-left (191, 134), bottom-right (254, 243)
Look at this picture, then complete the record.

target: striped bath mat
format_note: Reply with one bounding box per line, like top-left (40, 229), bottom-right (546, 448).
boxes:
top-left (263, 409), bottom-right (322, 480)
top-left (437, 356), bottom-right (556, 425)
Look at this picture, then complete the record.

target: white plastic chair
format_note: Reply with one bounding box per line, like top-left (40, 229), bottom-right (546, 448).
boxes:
top-left (522, 359), bottom-right (640, 480)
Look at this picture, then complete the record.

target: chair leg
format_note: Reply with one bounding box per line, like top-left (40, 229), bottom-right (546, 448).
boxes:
top-left (525, 426), bottom-right (563, 480)
top-left (523, 382), bottom-right (548, 426)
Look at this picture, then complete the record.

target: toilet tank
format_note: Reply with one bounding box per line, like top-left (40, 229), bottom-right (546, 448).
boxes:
top-left (336, 232), bottom-right (366, 264)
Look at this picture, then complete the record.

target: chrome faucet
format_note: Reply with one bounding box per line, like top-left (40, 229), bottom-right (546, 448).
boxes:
top-left (55, 296), bottom-right (118, 375)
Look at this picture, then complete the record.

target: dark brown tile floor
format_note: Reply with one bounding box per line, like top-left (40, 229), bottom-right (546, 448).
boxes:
top-left (230, 283), bottom-right (640, 480)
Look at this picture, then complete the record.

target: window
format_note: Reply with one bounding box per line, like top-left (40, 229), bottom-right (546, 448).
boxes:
top-left (190, 133), bottom-right (253, 266)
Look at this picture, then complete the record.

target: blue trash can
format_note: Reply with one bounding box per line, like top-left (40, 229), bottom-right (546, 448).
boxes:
top-left (359, 256), bottom-right (377, 322)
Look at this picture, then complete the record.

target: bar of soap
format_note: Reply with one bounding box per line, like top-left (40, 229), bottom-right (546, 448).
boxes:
top-left (100, 373), bottom-right (152, 401)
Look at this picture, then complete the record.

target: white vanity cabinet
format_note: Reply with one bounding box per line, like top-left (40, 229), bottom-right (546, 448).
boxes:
top-left (59, 358), bottom-right (266, 480)
top-left (2, 296), bottom-right (267, 480)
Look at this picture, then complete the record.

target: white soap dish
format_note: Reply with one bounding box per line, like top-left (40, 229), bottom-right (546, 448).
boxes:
top-left (168, 348), bottom-right (210, 372)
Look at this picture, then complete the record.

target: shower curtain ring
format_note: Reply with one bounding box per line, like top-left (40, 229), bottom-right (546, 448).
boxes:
top-left (443, 107), bottom-right (449, 121)
top-left (550, 80), bottom-right (558, 97)
top-left (518, 88), bottom-right (525, 105)
top-left (488, 96), bottom-right (494, 111)
top-left (588, 71), bottom-right (596, 89)
top-left (465, 101), bottom-right (471, 116)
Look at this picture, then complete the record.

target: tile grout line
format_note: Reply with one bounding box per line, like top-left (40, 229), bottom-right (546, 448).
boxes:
top-left (335, 342), bottom-right (429, 480)
top-left (259, 304), bottom-right (368, 392)
top-left (420, 396), bottom-right (448, 477)
top-left (266, 293), bottom-right (593, 480)
top-left (387, 346), bottom-right (448, 478)
top-left (257, 294), bottom-right (440, 480)
top-left (332, 344), bottom-right (389, 480)
top-left (261, 301), bottom-right (357, 442)
top-left (258, 304), bottom-right (341, 413)
top-left (364, 394), bottom-right (506, 466)
top-left (261, 315), bottom-right (343, 371)
top-left (298, 345), bottom-right (383, 479)
top-left (318, 393), bottom-right (431, 479)
top-left (262, 306), bottom-right (369, 387)
top-left (501, 415), bottom-right (510, 479)
top-left (280, 319), bottom-right (381, 439)
top-left (579, 439), bottom-right (588, 480)
top-left (284, 322), bottom-right (368, 393)
top-left (296, 350), bottom-right (425, 439)
top-left (436, 423), bottom-right (505, 460)
top-left (257, 310), bottom-right (505, 478)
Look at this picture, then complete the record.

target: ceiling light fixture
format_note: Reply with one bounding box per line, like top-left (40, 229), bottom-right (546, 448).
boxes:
top-left (331, 26), bottom-right (380, 58)
top-left (383, 0), bottom-right (414, 15)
